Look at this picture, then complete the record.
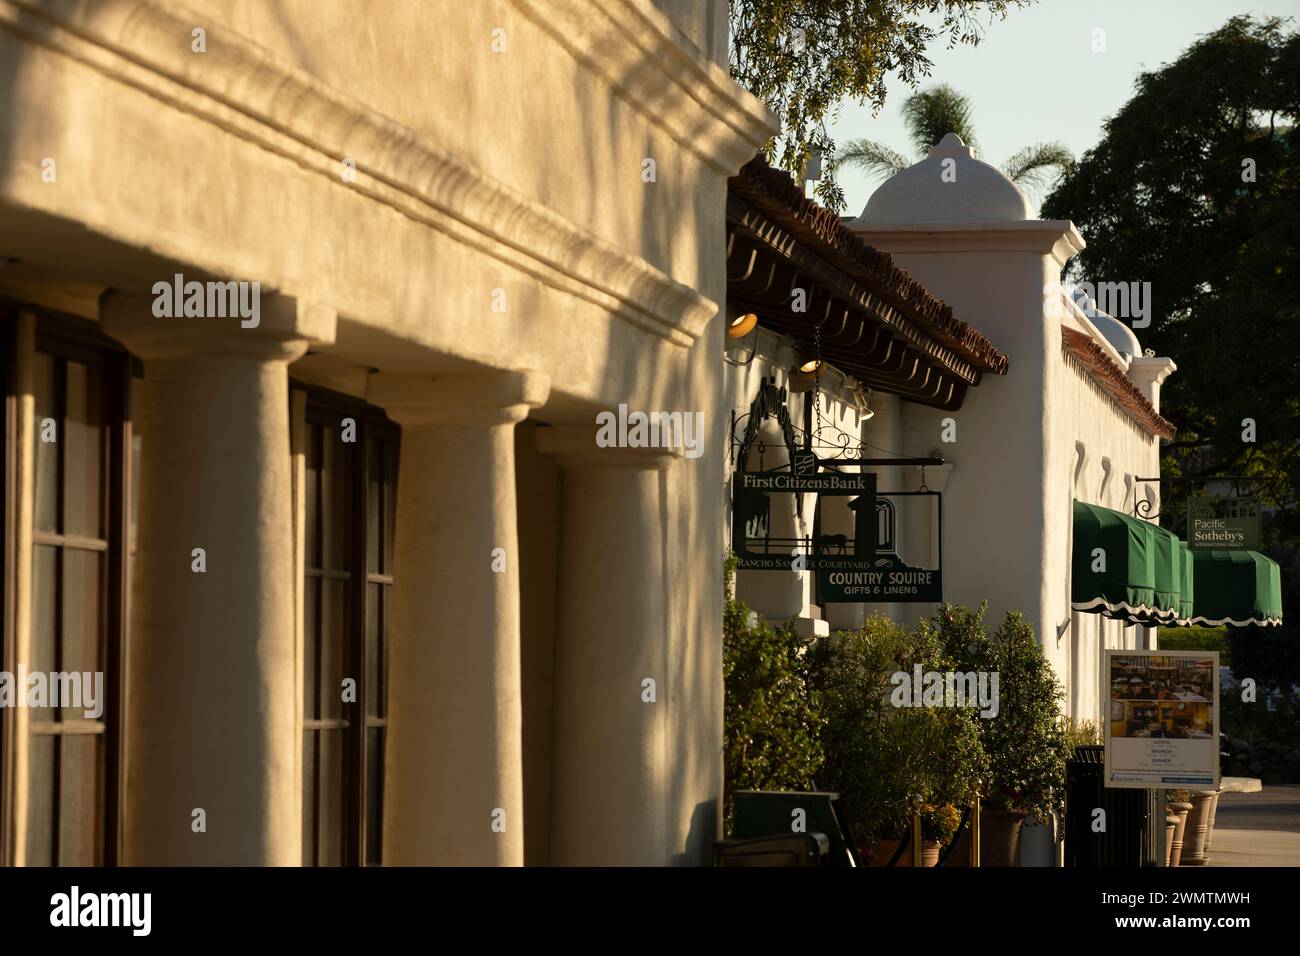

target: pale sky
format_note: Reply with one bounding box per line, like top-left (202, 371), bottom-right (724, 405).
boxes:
top-left (826, 0), bottom-right (1300, 216)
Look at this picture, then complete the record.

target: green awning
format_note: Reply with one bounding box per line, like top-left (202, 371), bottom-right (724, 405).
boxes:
top-left (1151, 528), bottom-right (1181, 625)
top-left (1187, 550), bottom-right (1283, 628)
top-left (1073, 500), bottom-right (1282, 628)
top-left (1073, 500), bottom-right (1161, 622)
top-left (1177, 541), bottom-right (1195, 623)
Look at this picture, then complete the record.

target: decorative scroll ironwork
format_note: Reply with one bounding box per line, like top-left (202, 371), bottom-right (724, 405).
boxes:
top-left (1132, 475), bottom-right (1264, 523)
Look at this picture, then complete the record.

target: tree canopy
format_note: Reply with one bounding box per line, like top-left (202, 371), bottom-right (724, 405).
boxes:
top-left (1041, 16), bottom-right (1300, 541)
top-left (839, 83), bottom-right (1073, 199)
top-left (729, 0), bottom-right (1030, 209)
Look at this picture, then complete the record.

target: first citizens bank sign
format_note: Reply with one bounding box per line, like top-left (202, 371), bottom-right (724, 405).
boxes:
top-left (732, 454), bottom-right (942, 603)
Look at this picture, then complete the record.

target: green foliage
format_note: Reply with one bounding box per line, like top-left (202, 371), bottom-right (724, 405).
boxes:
top-left (1159, 626), bottom-right (1231, 665)
top-left (931, 604), bottom-right (1070, 821)
top-left (809, 615), bottom-right (987, 844)
top-left (1041, 16), bottom-right (1300, 539)
top-left (835, 139), bottom-right (912, 182)
top-left (722, 556), bottom-right (825, 833)
top-left (728, 1), bottom-right (1029, 209)
top-left (901, 82), bottom-right (978, 153)
top-left (1060, 717), bottom-right (1101, 753)
top-left (840, 83), bottom-right (1072, 200)
top-left (1000, 142), bottom-right (1076, 195)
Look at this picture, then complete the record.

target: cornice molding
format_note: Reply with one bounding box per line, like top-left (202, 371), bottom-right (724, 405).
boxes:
top-left (510, 0), bottom-right (777, 175)
top-left (849, 221), bottom-right (1086, 265)
top-left (1, 0), bottom-right (741, 348)
top-left (1061, 326), bottom-right (1176, 440)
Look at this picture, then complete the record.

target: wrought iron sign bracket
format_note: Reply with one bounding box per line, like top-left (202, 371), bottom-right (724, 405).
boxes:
top-left (1133, 475), bottom-right (1263, 521)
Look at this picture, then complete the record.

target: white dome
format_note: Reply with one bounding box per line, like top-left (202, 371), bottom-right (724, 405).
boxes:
top-left (860, 133), bottom-right (1034, 223)
top-left (1074, 290), bottom-right (1142, 360)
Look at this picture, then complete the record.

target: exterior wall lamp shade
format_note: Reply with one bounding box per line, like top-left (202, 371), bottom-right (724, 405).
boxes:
top-left (1188, 550), bottom-right (1283, 627)
top-left (788, 351), bottom-right (820, 392)
top-left (728, 312), bottom-right (758, 339)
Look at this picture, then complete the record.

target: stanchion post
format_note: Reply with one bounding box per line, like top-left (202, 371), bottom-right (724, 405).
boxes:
top-left (970, 781), bottom-right (981, 867)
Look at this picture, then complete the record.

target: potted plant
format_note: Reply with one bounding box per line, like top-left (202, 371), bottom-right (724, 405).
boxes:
top-left (812, 613), bottom-right (988, 866)
top-left (721, 556), bottom-right (825, 835)
top-left (932, 604), bottom-right (1071, 866)
top-left (807, 615), bottom-right (915, 859)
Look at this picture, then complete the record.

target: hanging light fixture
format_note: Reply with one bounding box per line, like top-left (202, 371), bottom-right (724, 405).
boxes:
top-left (724, 312), bottom-right (760, 366)
top-left (852, 384), bottom-right (875, 421)
top-left (728, 312), bottom-right (758, 339)
top-left (788, 347), bottom-right (821, 392)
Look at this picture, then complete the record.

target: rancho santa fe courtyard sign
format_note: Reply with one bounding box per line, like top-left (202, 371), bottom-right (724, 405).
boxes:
top-left (731, 380), bottom-right (943, 604)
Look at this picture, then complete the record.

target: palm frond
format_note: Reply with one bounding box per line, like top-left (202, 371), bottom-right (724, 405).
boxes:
top-left (1001, 142), bottom-right (1075, 195)
top-left (837, 138), bottom-right (913, 183)
top-left (901, 84), bottom-right (977, 155)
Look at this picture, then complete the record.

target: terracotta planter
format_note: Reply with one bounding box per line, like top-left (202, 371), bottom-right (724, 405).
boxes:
top-left (1168, 803), bottom-right (1192, 866)
top-left (918, 840), bottom-right (941, 867)
top-left (980, 809), bottom-right (1026, 867)
top-left (1165, 816), bottom-right (1177, 866)
top-left (872, 837), bottom-right (941, 867)
top-left (873, 838), bottom-right (903, 866)
top-left (1181, 791), bottom-right (1217, 866)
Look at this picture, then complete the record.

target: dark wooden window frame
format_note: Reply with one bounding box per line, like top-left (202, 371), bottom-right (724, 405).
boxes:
top-left (297, 382), bottom-right (397, 867)
top-left (0, 302), bottom-right (131, 867)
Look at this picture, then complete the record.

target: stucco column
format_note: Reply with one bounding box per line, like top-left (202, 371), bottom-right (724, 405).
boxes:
top-left (371, 371), bottom-right (548, 866)
top-left (538, 426), bottom-right (677, 866)
top-left (101, 291), bottom-right (334, 865)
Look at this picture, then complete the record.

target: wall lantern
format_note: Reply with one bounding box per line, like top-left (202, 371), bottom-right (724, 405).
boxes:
top-left (853, 384), bottom-right (875, 422)
top-left (787, 346), bottom-right (821, 392)
top-left (725, 312), bottom-right (759, 367)
top-left (728, 312), bottom-right (758, 339)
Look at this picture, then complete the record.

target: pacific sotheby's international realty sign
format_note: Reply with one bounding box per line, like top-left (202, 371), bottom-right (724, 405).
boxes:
top-left (1187, 496), bottom-right (1260, 551)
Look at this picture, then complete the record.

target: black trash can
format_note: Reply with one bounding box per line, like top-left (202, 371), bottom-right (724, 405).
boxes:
top-left (1064, 745), bottom-right (1163, 866)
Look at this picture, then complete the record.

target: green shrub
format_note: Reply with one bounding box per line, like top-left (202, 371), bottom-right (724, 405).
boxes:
top-left (1160, 626), bottom-right (1230, 665)
top-left (1061, 717), bottom-right (1101, 753)
top-left (810, 615), bottom-right (988, 845)
top-left (932, 603), bottom-right (1070, 821)
top-left (722, 556), bottom-right (825, 834)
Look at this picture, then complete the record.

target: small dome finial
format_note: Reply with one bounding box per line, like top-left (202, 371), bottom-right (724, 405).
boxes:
top-left (926, 132), bottom-right (975, 161)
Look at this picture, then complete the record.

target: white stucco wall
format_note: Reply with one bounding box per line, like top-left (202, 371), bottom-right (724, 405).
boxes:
top-left (848, 223), bottom-right (1170, 725)
top-left (0, 0), bottom-right (775, 866)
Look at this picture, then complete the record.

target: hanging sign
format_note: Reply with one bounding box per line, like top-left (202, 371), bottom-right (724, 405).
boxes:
top-left (1103, 649), bottom-right (1220, 789)
top-left (732, 460), bottom-right (876, 569)
top-left (818, 550), bottom-right (942, 603)
top-left (1187, 496), bottom-right (1260, 551)
top-left (730, 380), bottom-right (942, 602)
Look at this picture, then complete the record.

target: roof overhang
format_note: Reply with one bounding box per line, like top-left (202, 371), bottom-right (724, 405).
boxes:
top-left (726, 157), bottom-right (1008, 412)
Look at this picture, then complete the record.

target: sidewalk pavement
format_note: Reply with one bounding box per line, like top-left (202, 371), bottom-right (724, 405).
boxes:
top-left (1207, 783), bottom-right (1300, 867)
